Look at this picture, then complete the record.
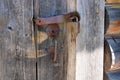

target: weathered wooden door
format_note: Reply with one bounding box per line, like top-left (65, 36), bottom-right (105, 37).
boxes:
top-left (33, 0), bottom-right (79, 80)
top-left (0, 0), bottom-right (36, 80)
top-left (76, 0), bottom-right (104, 80)
top-left (0, 0), bottom-right (78, 80)
top-left (0, 0), bottom-right (105, 80)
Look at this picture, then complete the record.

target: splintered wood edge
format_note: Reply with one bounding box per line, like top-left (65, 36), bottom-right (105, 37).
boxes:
top-left (108, 67), bottom-right (120, 73)
top-left (107, 61), bottom-right (120, 73)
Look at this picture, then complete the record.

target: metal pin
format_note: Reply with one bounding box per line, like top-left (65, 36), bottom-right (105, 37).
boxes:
top-left (53, 40), bottom-right (57, 62)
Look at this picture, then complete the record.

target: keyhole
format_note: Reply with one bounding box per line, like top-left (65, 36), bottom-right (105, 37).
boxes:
top-left (46, 24), bottom-right (59, 37)
top-left (71, 17), bottom-right (79, 22)
top-left (52, 30), bottom-right (55, 33)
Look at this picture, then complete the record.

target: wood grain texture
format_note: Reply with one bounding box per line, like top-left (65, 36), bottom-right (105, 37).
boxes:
top-left (104, 40), bottom-right (112, 71)
top-left (66, 1), bottom-right (77, 80)
top-left (34, 0), bottom-right (66, 80)
top-left (0, 0), bottom-right (36, 80)
top-left (105, 8), bottom-right (120, 37)
top-left (33, 0), bottom-right (78, 80)
top-left (107, 39), bottom-right (120, 71)
top-left (109, 62), bottom-right (120, 71)
top-left (66, 22), bottom-right (79, 80)
top-left (106, 0), bottom-right (120, 3)
top-left (76, 0), bottom-right (104, 80)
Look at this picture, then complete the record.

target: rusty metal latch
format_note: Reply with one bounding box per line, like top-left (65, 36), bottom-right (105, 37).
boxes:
top-left (33, 11), bottom-right (80, 62)
top-left (34, 12), bottom-right (80, 25)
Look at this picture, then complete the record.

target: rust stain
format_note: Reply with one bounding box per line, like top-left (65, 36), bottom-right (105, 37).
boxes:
top-left (106, 20), bottom-right (120, 35)
top-left (26, 49), bottom-right (47, 59)
top-left (64, 12), bottom-right (80, 22)
top-left (32, 31), bottom-right (48, 44)
top-left (46, 24), bottom-right (59, 38)
top-left (68, 23), bottom-right (78, 42)
top-left (25, 49), bottom-right (36, 59)
top-left (32, 12), bottom-right (80, 59)
top-left (34, 11), bottom-right (80, 26)
top-left (109, 62), bottom-right (120, 72)
top-left (106, 0), bottom-right (120, 3)
top-left (96, 8), bottom-right (99, 14)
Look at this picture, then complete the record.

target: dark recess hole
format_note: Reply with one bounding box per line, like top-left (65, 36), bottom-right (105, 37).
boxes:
top-left (25, 34), bottom-right (28, 37)
top-left (8, 26), bottom-right (13, 30)
top-left (52, 30), bottom-right (55, 33)
top-left (72, 18), bottom-right (77, 22)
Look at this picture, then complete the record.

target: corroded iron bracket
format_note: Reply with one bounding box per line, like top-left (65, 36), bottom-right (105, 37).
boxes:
top-left (34, 12), bottom-right (80, 25)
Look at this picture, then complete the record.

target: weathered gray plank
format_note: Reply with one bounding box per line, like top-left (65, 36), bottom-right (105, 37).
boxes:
top-left (34, 0), bottom-right (66, 80)
top-left (34, 0), bottom-right (77, 80)
top-left (0, 0), bottom-right (36, 80)
top-left (76, 0), bottom-right (104, 80)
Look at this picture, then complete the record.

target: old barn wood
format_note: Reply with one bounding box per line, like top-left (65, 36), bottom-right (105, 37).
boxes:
top-left (0, 0), bottom-right (36, 80)
top-left (76, 0), bottom-right (104, 80)
top-left (0, 0), bottom-right (105, 80)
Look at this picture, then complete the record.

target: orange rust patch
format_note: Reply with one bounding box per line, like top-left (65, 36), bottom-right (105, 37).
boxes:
top-left (32, 31), bottom-right (48, 44)
top-left (106, 0), bottom-right (120, 3)
top-left (106, 20), bottom-right (120, 35)
top-left (109, 62), bottom-right (120, 71)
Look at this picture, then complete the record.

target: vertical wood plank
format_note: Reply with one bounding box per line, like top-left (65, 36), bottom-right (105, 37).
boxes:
top-left (76, 0), bottom-right (104, 80)
top-left (66, 0), bottom-right (77, 80)
top-left (0, 0), bottom-right (36, 80)
top-left (34, 0), bottom-right (78, 80)
top-left (66, 22), bottom-right (79, 80)
top-left (34, 0), bottom-right (67, 80)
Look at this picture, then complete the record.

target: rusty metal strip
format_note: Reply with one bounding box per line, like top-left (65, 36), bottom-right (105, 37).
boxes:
top-left (33, 12), bottom-right (80, 26)
top-left (33, 12), bottom-right (80, 62)
top-left (34, 15), bottom-right (65, 25)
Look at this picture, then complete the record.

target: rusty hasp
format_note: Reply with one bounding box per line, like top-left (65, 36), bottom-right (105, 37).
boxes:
top-left (33, 11), bottom-right (80, 62)
top-left (34, 11), bottom-right (80, 25)
top-left (34, 11), bottom-right (80, 37)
